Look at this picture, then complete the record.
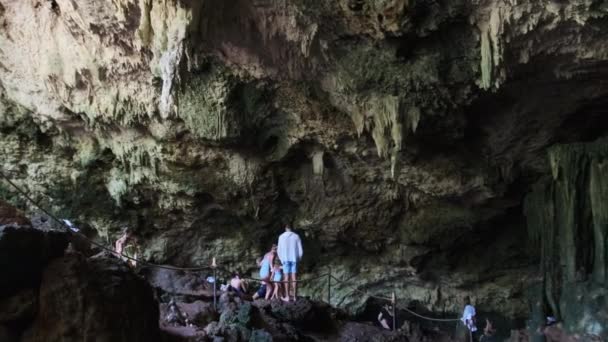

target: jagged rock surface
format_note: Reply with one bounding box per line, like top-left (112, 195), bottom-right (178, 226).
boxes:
top-left (22, 255), bottom-right (160, 342)
top-left (1, 0), bottom-right (608, 334)
top-left (524, 139), bottom-right (608, 340)
top-left (0, 210), bottom-right (68, 295)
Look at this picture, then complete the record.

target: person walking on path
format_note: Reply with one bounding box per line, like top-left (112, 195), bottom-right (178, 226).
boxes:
top-left (277, 224), bottom-right (303, 302)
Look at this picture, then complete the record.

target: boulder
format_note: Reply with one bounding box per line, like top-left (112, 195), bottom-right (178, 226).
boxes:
top-left (144, 267), bottom-right (214, 301)
top-left (159, 325), bottom-right (208, 342)
top-left (337, 322), bottom-right (404, 342)
top-left (160, 300), bottom-right (217, 327)
top-left (0, 288), bottom-right (37, 324)
top-left (0, 222), bottom-right (68, 295)
top-left (249, 329), bottom-right (272, 342)
top-left (266, 298), bottom-right (334, 332)
top-left (22, 255), bottom-right (160, 342)
top-left (251, 299), bottom-right (325, 341)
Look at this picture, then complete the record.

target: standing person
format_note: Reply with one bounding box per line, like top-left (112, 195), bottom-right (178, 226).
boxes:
top-left (114, 228), bottom-right (139, 267)
top-left (378, 304), bottom-right (395, 330)
top-left (460, 297), bottom-right (477, 341)
top-left (114, 228), bottom-right (132, 258)
top-left (258, 245), bottom-right (277, 300)
top-left (277, 224), bottom-right (303, 302)
top-left (270, 261), bottom-right (283, 300)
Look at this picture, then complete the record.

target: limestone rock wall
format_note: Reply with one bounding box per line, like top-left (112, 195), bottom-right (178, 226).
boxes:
top-left (524, 139), bottom-right (608, 339)
top-left (1, 0), bottom-right (608, 322)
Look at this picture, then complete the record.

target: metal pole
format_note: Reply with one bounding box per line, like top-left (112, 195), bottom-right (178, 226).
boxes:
top-left (327, 267), bottom-right (331, 305)
top-left (391, 292), bottom-right (396, 332)
top-left (212, 257), bottom-right (217, 310)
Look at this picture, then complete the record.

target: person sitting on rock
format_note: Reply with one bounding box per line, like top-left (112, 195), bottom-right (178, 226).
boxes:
top-left (270, 261), bottom-right (283, 300)
top-left (378, 304), bottom-right (395, 330)
top-left (228, 272), bottom-right (247, 298)
top-left (252, 283), bottom-right (266, 300)
top-left (165, 299), bottom-right (190, 327)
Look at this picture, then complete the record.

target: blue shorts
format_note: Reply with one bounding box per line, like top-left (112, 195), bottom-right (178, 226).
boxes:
top-left (256, 284), bottom-right (266, 297)
top-left (283, 261), bottom-right (297, 274)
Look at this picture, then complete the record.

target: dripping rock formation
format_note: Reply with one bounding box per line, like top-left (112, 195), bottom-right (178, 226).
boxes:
top-left (1, 0), bottom-right (608, 340)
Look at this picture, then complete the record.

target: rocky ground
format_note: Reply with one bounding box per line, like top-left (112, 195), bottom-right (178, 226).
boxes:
top-left (1, 198), bottom-right (604, 341)
top-left (0, 199), bottom-right (436, 341)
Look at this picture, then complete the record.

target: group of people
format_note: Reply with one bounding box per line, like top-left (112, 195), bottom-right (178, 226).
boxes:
top-left (460, 299), bottom-right (498, 341)
top-left (227, 224), bottom-right (303, 302)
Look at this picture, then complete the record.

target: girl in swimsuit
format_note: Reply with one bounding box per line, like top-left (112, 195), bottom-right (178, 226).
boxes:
top-left (270, 261), bottom-right (283, 300)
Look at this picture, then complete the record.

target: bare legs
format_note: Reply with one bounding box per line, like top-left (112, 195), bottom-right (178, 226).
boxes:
top-left (281, 273), bottom-right (297, 301)
top-left (264, 279), bottom-right (273, 300)
top-left (291, 273), bottom-right (297, 301)
top-left (271, 282), bottom-right (282, 299)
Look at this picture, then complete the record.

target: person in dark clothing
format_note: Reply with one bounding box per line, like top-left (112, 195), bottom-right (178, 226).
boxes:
top-left (252, 283), bottom-right (267, 300)
top-left (378, 304), bottom-right (395, 330)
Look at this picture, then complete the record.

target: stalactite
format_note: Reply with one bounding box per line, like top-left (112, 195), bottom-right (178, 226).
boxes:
top-left (525, 139), bottom-right (608, 329)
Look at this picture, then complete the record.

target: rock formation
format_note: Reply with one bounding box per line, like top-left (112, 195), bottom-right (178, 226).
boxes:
top-left (525, 139), bottom-right (608, 340)
top-left (22, 255), bottom-right (161, 342)
top-left (1, 0), bottom-right (608, 339)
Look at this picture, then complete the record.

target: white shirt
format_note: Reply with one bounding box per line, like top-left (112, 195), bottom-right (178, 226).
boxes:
top-left (461, 304), bottom-right (477, 332)
top-left (277, 231), bottom-right (303, 263)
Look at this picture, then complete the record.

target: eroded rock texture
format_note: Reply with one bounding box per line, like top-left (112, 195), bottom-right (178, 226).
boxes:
top-left (22, 255), bottom-right (160, 342)
top-left (0, 211), bottom-right (68, 295)
top-left (1, 0), bottom-right (608, 335)
top-left (525, 139), bottom-right (608, 339)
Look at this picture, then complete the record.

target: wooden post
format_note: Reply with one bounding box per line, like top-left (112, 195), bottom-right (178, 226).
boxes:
top-left (391, 292), bottom-right (396, 332)
top-left (212, 257), bottom-right (217, 310)
top-left (327, 267), bottom-right (331, 305)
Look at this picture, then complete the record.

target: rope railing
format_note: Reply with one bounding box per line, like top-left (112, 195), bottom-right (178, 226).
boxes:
top-left (329, 275), bottom-right (460, 324)
top-left (0, 170), bottom-right (213, 272)
top-left (0, 169), bottom-right (462, 329)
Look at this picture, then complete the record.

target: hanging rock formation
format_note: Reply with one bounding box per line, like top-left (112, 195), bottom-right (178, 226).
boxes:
top-left (525, 139), bottom-right (608, 339)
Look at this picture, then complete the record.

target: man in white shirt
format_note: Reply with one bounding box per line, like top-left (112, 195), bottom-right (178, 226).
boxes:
top-left (277, 224), bottom-right (303, 302)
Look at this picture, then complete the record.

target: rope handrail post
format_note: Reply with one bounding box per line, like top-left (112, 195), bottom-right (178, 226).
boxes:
top-left (212, 257), bottom-right (217, 310)
top-left (327, 267), bottom-right (331, 305)
top-left (391, 291), bottom-right (396, 332)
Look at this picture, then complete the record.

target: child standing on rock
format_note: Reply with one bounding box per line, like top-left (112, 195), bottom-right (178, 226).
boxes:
top-left (270, 261), bottom-right (283, 300)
